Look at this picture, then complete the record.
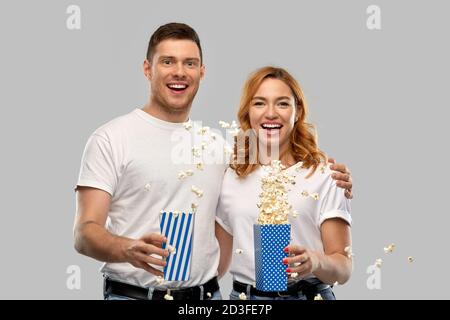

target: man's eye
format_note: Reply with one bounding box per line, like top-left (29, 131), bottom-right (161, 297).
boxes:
top-left (186, 61), bottom-right (197, 67)
top-left (163, 60), bottom-right (172, 65)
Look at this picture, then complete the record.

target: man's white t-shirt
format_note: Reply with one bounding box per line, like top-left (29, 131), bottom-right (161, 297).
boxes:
top-left (76, 109), bottom-right (227, 288)
top-left (216, 162), bottom-right (352, 285)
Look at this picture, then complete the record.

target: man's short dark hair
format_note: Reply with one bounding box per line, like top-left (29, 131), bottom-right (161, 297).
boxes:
top-left (146, 22), bottom-right (203, 64)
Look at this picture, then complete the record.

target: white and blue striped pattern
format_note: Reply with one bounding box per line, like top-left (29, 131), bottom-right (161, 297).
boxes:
top-left (160, 211), bottom-right (194, 281)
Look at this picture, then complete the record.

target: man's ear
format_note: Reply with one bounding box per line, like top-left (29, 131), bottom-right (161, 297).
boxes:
top-left (143, 59), bottom-right (152, 79)
top-left (200, 64), bottom-right (205, 80)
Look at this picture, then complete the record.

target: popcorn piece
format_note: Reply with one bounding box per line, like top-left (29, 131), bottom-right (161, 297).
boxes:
top-left (320, 166), bottom-right (326, 174)
top-left (156, 276), bottom-right (164, 284)
top-left (290, 272), bottom-right (298, 278)
top-left (178, 171), bottom-right (187, 180)
top-left (311, 193), bottom-right (320, 200)
top-left (375, 258), bottom-right (383, 268)
top-left (344, 246), bottom-right (354, 259)
top-left (191, 185), bottom-right (204, 198)
top-left (384, 243), bottom-right (396, 254)
top-left (235, 249), bottom-right (244, 254)
top-left (252, 282), bottom-right (256, 288)
top-left (198, 126), bottom-right (210, 135)
top-left (201, 142), bottom-right (208, 150)
top-left (167, 245), bottom-right (177, 255)
top-left (191, 202), bottom-right (198, 213)
top-left (192, 147), bottom-right (201, 157)
top-left (333, 281), bottom-right (339, 286)
top-left (314, 294), bottom-right (323, 300)
top-left (408, 256), bottom-right (414, 263)
top-left (219, 121), bottom-right (231, 128)
top-left (183, 121), bottom-right (192, 130)
top-left (206, 292), bottom-right (212, 298)
top-left (178, 170), bottom-right (194, 180)
top-left (301, 190), bottom-right (309, 197)
top-left (239, 292), bottom-right (247, 300)
top-left (196, 162), bottom-right (204, 170)
top-left (292, 210), bottom-right (299, 218)
top-left (144, 183), bottom-right (151, 191)
top-left (164, 293), bottom-right (174, 300)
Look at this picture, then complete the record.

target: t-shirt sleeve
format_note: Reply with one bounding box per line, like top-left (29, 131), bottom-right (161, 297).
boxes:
top-left (318, 178), bottom-right (352, 227)
top-left (76, 133), bottom-right (120, 196)
top-left (215, 174), bottom-right (233, 235)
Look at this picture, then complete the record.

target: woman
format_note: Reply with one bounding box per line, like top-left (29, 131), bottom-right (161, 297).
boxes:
top-left (216, 66), bottom-right (352, 300)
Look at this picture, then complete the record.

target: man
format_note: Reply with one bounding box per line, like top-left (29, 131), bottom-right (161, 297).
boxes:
top-left (73, 22), bottom-right (353, 300)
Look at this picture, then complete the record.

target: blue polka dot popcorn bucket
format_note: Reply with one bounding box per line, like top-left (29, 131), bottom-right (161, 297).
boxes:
top-left (253, 223), bottom-right (291, 291)
top-left (159, 211), bottom-right (195, 281)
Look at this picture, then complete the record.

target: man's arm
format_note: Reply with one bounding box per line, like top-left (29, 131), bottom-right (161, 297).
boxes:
top-left (73, 186), bottom-right (169, 276)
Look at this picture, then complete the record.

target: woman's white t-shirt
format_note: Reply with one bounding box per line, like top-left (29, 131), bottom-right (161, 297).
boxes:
top-left (216, 162), bottom-right (352, 285)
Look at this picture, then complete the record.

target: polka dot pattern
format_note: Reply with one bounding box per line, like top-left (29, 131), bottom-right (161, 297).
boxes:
top-left (253, 224), bottom-right (290, 291)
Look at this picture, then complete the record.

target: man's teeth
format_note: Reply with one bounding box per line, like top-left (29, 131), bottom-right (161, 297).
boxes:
top-left (262, 124), bottom-right (282, 129)
top-left (168, 84), bottom-right (187, 89)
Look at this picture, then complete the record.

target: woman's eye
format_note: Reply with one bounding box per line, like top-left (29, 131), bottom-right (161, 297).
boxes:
top-left (279, 102), bottom-right (290, 108)
top-left (253, 102), bottom-right (264, 107)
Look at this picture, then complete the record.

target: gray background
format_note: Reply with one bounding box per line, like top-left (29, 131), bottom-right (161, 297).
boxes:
top-left (0, 0), bottom-right (449, 299)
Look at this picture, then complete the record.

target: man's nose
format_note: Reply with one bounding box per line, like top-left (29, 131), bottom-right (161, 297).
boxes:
top-left (172, 62), bottom-right (187, 78)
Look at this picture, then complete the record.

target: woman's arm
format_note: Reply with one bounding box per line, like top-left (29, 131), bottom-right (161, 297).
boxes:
top-left (315, 218), bottom-right (352, 284)
top-left (215, 222), bottom-right (233, 279)
top-left (285, 218), bottom-right (352, 285)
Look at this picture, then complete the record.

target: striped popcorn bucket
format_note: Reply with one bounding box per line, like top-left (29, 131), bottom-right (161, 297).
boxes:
top-left (159, 211), bottom-right (194, 281)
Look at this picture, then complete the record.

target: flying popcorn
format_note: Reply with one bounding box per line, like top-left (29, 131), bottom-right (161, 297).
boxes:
top-left (167, 245), bottom-right (177, 255)
top-left (235, 249), bottom-right (244, 254)
top-left (408, 256), bottom-right (414, 263)
top-left (239, 292), bottom-right (247, 300)
top-left (301, 190), bottom-right (309, 197)
top-left (206, 292), bottom-right (212, 298)
top-left (192, 147), bottom-right (201, 158)
top-left (384, 243), bottom-right (396, 254)
top-left (320, 166), bottom-right (326, 174)
top-left (164, 293), bottom-right (174, 300)
top-left (219, 120), bottom-right (231, 128)
top-left (291, 210), bottom-right (299, 218)
top-left (344, 246), bottom-right (354, 259)
top-left (191, 185), bottom-right (204, 198)
top-left (178, 169), bottom-right (193, 180)
top-left (191, 202), bottom-right (198, 213)
top-left (144, 183), bottom-right (151, 191)
top-left (375, 258), bottom-right (383, 268)
top-left (196, 162), bottom-right (204, 170)
top-left (156, 276), bottom-right (164, 284)
top-left (198, 126), bottom-right (210, 135)
top-left (290, 272), bottom-right (298, 278)
top-left (314, 294), bottom-right (323, 300)
top-left (183, 121), bottom-right (192, 130)
top-left (311, 193), bottom-right (320, 200)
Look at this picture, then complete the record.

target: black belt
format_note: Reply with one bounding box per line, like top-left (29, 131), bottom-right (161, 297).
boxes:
top-left (233, 279), bottom-right (330, 299)
top-left (104, 277), bottom-right (219, 300)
